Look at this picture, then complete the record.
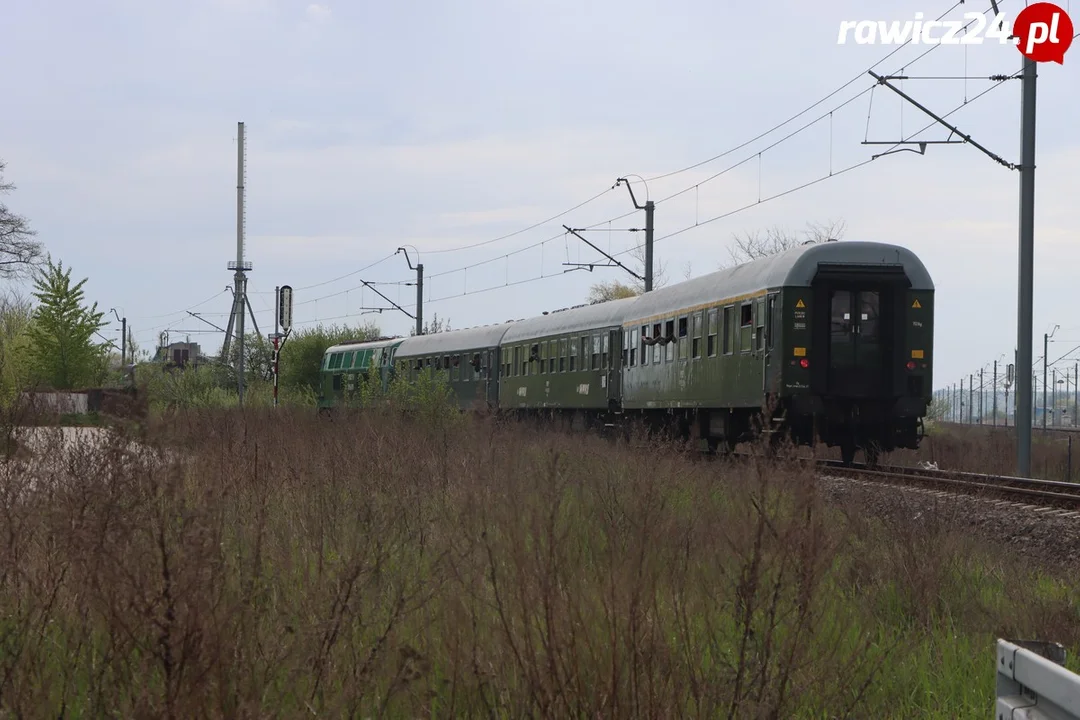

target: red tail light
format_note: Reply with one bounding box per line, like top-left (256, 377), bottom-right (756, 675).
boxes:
top-left (906, 361), bottom-right (916, 370)
top-left (799, 358), bottom-right (809, 368)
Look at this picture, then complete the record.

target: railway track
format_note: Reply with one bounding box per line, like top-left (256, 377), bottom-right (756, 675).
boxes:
top-left (816, 459), bottom-right (1080, 511)
top-left (715, 450), bottom-right (1080, 511)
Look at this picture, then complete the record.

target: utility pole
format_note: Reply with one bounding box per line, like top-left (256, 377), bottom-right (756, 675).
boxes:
top-left (1042, 326), bottom-right (1058, 429)
top-left (979, 368), bottom-right (984, 424)
top-left (1016, 55), bottom-right (1037, 473)
top-left (274, 285), bottom-right (279, 408)
top-left (993, 361), bottom-right (998, 426)
top-left (997, 360), bottom-right (1006, 427)
top-left (615, 177), bottom-right (654, 292)
top-left (221, 121), bottom-right (252, 405)
top-left (865, 34), bottom-right (1040, 475)
top-left (110, 309), bottom-right (126, 366)
top-left (972, 375), bottom-right (980, 425)
top-left (960, 378), bottom-right (965, 424)
top-left (397, 247), bottom-right (423, 335)
top-left (1075, 362), bottom-right (1078, 427)
top-left (1052, 367), bottom-right (1058, 427)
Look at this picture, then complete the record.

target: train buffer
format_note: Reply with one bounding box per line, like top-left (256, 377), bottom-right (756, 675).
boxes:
top-left (997, 638), bottom-right (1080, 718)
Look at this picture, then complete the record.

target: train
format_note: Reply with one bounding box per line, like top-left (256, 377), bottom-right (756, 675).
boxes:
top-left (318, 240), bottom-right (935, 465)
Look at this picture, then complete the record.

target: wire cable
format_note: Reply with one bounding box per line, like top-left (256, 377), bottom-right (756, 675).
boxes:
top-left (641, 0), bottom-right (974, 182)
top-left (412, 1), bottom-right (1011, 289)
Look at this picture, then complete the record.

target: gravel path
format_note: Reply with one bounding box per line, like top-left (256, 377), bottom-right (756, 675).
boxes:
top-left (815, 473), bottom-right (1080, 573)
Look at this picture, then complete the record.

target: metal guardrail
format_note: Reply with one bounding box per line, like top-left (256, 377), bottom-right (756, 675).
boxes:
top-left (997, 639), bottom-right (1080, 718)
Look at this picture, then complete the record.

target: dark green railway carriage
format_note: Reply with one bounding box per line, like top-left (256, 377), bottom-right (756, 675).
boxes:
top-left (619, 240), bottom-right (934, 461)
top-left (318, 337), bottom-right (405, 410)
top-left (394, 322), bottom-right (515, 410)
top-left (496, 297), bottom-right (637, 428)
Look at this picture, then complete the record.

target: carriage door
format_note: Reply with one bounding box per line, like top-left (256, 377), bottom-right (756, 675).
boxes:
top-left (762, 292), bottom-right (781, 394)
top-left (828, 289), bottom-right (884, 397)
top-left (607, 328), bottom-right (622, 404)
top-left (486, 349), bottom-right (497, 405)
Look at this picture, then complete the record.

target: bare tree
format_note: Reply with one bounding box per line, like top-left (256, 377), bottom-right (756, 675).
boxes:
top-left (0, 161), bottom-right (43, 280)
top-left (586, 242), bottom-right (669, 303)
top-left (724, 219), bottom-right (847, 268)
top-left (410, 312), bottom-right (451, 336)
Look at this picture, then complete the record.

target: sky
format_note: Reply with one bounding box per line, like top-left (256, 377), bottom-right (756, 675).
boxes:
top-left (1, 0), bottom-right (1078, 399)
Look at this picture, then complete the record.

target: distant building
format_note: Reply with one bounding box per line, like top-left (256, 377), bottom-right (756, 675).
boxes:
top-left (156, 341), bottom-right (202, 368)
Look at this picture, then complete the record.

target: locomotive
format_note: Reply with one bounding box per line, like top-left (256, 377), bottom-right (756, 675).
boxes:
top-left (319, 240), bottom-right (934, 465)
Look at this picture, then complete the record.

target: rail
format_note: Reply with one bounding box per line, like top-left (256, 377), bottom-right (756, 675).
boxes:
top-left (816, 461), bottom-right (1080, 509)
top-left (997, 639), bottom-right (1080, 719)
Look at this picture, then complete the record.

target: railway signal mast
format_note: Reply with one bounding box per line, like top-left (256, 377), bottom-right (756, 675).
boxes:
top-left (270, 284), bottom-right (292, 408)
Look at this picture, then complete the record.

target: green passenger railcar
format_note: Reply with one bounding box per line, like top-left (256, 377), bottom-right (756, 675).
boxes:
top-left (318, 337), bottom-right (405, 409)
top-left (618, 240), bottom-right (934, 460)
top-left (394, 323), bottom-right (515, 410)
top-left (496, 297), bottom-right (636, 426)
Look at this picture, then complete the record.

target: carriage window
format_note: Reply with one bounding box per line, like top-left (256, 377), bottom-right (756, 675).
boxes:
top-left (622, 330), bottom-right (628, 367)
top-left (707, 309), bottom-right (718, 357)
top-left (549, 341), bottom-right (556, 373)
top-left (740, 303), bottom-right (752, 353)
top-left (860, 292), bottom-right (880, 340)
top-left (328, 353), bottom-right (343, 370)
top-left (652, 323), bottom-right (662, 364)
top-left (630, 328), bottom-right (638, 366)
top-left (679, 316), bottom-right (689, 360)
top-left (724, 306), bottom-right (735, 355)
top-left (831, 291), bottom-right (852, 336)
top-left (559, 338), bottom-right (567, 372)
top-left (756, 299), bottom-right (766, 351)
top-left (691, 312), bottom-right (703, 359)
top-left (601, 333), bottom-right (609, 369)
top-left (591, 334), bottom-right (601, 370)
top-left (539, 342), bottom-right (547, 374)
top-left (665, 320), bottom-right (675, 362)
top-left (569, 336), bottom-right (578, 371)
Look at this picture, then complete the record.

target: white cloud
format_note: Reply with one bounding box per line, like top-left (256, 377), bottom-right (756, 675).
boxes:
top-left (305, 3), bottom-right (331, 22)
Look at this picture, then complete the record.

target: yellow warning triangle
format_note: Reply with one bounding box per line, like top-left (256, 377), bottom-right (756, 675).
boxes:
top-left (912, 299), bottom-right (922, 309)
top-left (795, 299), bottom-right (805, 308)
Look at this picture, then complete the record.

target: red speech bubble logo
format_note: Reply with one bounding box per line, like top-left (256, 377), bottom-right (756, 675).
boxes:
top-left (1013, 2), bottom-right (1074, 63)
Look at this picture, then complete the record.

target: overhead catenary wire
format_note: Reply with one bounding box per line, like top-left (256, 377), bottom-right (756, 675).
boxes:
top-left (146, 0), bottom-right (1028, 337)
top-left (605, 66), bottom-right (1021, 262)
top-left (403, 0), bottom-right (1013, 293)
top-left (344, 60), bottom-right (1021, 316)
top-left (210, 0), bottom-right (1002, 323)
top-left (641, 0), bottom-right (973, 183)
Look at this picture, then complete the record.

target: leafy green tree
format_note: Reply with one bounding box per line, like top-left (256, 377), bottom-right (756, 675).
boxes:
top-left (0, 291), bottom-right (33, 403)
top-left (586, 279), bottom-right (640, 304)
top-left (25, 257), bottom-right (108, 389)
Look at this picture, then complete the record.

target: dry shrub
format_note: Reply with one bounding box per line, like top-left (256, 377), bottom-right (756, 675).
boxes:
top-left (0, 406), bottom-right (1074, 716)
top-left (880, 423), bottom-right (1080, 482)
